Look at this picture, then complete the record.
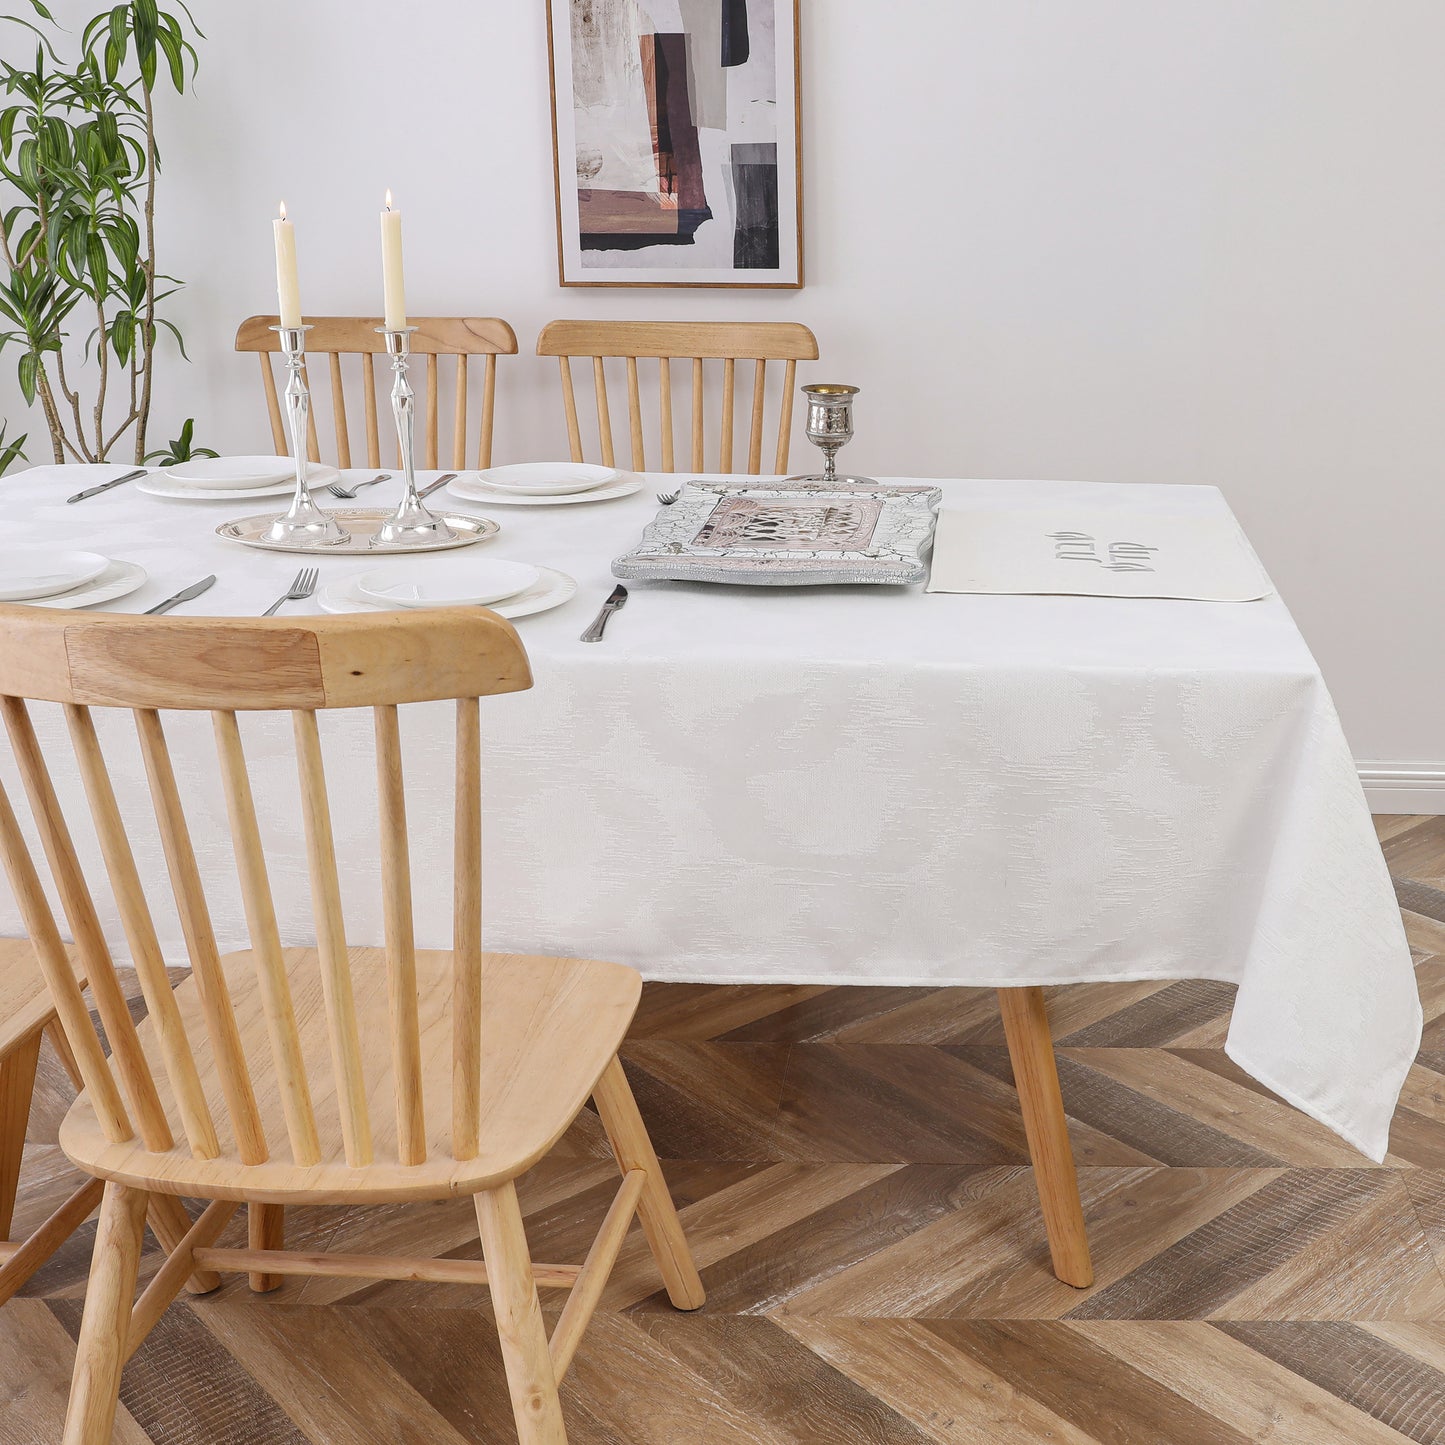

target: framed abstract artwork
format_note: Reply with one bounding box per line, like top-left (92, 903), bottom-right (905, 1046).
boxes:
top-left (546, 0), bottom-right (802, 288)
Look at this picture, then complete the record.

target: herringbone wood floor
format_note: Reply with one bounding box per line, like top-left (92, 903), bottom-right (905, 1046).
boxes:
top-left (5, 814), bottom-right (1445, 1442)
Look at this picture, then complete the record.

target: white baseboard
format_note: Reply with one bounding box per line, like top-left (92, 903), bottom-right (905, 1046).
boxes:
top-left (1358, 763), bottom-right (1445, 816)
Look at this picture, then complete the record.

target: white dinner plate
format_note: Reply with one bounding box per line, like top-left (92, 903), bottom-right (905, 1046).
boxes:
top-left (473, 462), bottom-right (619, 496)
top-left (138, 463), bottom-right (340, 501)
top-left (22, 558), bottom-right (147, 610)
top-left (318, 566), bottom-right (577, 620)
top-left (448, 472), bottom-right (641, 507)
top-left (165, 455), bottom-right (296, 489)
top-left (0, 548), bottom-right (110, 600)
top-left (357, 556), bottom-right (541, 609)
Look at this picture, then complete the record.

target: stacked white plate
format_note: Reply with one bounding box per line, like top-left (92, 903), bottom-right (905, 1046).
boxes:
top-left (138, 455), bottom-right (340, 500)
top-left (318, 553), bottom-right (576, 620)
top-left (448, 462), bottom-right (640, 507)
top-left (0, 547), bottom-right (147, 609)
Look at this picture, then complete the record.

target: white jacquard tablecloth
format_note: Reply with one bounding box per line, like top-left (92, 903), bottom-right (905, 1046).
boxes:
top-left (0, 465), bottom-right (1420, 1161)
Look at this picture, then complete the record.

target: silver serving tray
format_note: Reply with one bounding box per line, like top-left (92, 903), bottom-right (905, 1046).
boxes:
top-left (611, 481), bottom-right (941, 586)
top-left (216, 508), bottom-right (499, 555)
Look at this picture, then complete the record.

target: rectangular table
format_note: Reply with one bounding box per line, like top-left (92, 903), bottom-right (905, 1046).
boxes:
top-left (0, 465), bottom-right (1420, 1162)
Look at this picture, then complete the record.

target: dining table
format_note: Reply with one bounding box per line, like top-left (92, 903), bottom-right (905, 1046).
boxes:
top-left (0, 462), bottom-right (1420, 1163)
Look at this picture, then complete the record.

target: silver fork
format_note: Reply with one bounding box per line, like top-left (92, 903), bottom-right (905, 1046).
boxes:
top-left (327, 472), bottom-right (390, 500)
top-left (657, 489), bottom-right (681, 505)
top-left (262, 567), bottom-right (318, 616)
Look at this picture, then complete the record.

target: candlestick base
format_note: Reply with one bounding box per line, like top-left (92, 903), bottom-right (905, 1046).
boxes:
top-left (372, 492), bottom-right (458, 547)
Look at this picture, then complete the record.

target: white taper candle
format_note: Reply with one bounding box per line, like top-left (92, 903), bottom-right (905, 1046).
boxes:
top-left (273, 202), bottom-right (302, 329)
top-left (381, 190), bottom-right (406, 330)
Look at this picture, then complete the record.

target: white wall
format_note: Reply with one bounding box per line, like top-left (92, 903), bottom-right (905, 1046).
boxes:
top-left (4, 1), bottom-right (1444, 792)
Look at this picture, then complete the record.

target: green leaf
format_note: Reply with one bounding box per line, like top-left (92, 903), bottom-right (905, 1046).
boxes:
top-left (17, 348), bottom-right (37, 404)
top-left (155, 28), bottom-right (185, 92)
top-left (105, 7), bottom-right (128, 81)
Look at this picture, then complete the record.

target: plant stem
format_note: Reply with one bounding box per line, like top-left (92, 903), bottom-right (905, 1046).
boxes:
top-left (134, 80), bottom-right (158, 465)
top-left (34, 362), bottom-right (82, 463)
top-left (92, 294), bottom-right (109, 459)
top-left (54, 350), bottom-right (93, 462)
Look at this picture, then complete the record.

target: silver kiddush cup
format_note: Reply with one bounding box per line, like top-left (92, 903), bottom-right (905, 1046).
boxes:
top-left (791, 383), bottom-right (874, 484)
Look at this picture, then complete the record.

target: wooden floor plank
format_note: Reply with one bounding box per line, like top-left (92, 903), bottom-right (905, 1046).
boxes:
top-left (0, 1299), bottom-right (151, 1444)
top-left (922, 1319), bottom-right (1262, 1445)
top-left (194, 1304), bottom-right (480, 1445)
top-left (779, 1168), bottom-right (1275, 1321)
top-left (1217, 1321), bottom-right (1445, 1445)
top-left (1066, 1171), bottom-right (1397, 1321)
top-left (1070, 1320), bottom-right (1419, 1445)
top-left (777, 1316), bottom-right (1104, 1445)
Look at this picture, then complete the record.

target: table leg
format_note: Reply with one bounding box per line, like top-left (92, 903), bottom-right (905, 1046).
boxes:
top-left (996, 986), bottom-right (1093, 1288)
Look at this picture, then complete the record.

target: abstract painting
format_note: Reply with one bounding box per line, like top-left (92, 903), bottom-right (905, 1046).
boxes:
top-left (547, 0), bottom-right (802, 287)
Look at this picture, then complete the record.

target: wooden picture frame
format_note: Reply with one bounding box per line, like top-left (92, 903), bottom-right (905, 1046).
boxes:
top-left (546, 0), bottom-right (803, 289)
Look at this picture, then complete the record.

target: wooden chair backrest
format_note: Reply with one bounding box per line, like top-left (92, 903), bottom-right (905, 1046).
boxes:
top-left (0, 607), bottom-right (531, 1172)
top-left (536, 319), bottom-right (819, 475)
top-left (236, 316), bottom-right (519, 471)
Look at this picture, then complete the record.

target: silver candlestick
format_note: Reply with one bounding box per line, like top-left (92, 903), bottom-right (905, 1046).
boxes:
top-left (374, 327), bottom-right (455, 547)
top-left (263, 325), bottom-right (350, 547)
top-left (790, 383), bottom-right (875, 484)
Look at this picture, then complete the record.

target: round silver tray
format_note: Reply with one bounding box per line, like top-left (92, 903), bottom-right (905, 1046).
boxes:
top-left (215, 508), bottom-right (500, 555)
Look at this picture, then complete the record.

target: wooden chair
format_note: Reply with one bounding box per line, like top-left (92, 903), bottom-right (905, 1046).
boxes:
top-left (536, 319), bottom-right (819, 474)
top-left (235, 316), bottom-right (518, 470)
top-left (0, 606), bottom-right (703, 1445)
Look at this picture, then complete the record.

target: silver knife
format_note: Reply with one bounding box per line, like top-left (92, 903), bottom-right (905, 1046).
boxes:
top-left (418, 473), bottom-right (458, 499)
top-left (580, 584), bottom-right (627, 642)
top-left (143, 575), bottom-right (216, 615)
top-left (67, 467), bottom-right (148, 504)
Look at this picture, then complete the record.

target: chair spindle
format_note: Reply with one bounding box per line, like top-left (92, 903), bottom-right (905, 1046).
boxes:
top-left (720, 358), bottom-right (736, 473)
top-left (453, 697), bottom-right (482, 1161)
top-left (135, 708), bottom-right (268, 1164)
top-left (362, 351), bottom-right (381, 469)
top-left (374, 705), bottom-right (426, 1166)
top-left (659, 359), bottom-right (675, 472)
top-left (212, 711), bottom-right (321, 1167)
top-left (691, 358), bottom-right (705, 470)
top-left (328, 354), bottom-right (352, 468)
top-left (453, 354), bottom-right (468, 470)
top-left (292, 709), bottom-right (373, 1168)
top-left (65, 704), bottom-right (219, 1159)
top-left (593, 357), bottom-right (615, 468)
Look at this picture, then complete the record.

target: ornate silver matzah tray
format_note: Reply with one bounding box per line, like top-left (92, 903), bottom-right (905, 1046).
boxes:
top-left (611, 481), bottom-right (942, 586)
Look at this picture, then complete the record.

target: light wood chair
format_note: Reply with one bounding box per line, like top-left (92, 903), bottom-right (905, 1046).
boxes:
top-left (536, 319), bottom-right (819, 474)
top-left (0, 606), bottom-right (703, 1445)
top-left (235, 316), bottom-right (519, 470)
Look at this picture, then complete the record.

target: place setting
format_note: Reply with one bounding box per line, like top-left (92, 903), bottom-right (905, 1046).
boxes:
top-left (315, 552), bottom-right (577, 619)
top-left (136, 454), bottom-right (342, 501)
top-left (448, 461), bottom-right (642, 506)
top-left (0, 546), bottom-right (148, 609)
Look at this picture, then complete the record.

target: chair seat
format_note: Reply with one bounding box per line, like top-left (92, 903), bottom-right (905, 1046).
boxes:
top-left (59, 947), bottom-right (641, 1204)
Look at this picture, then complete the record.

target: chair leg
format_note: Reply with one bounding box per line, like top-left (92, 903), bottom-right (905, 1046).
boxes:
top-left (0, 1030), bottom-right (42, 1242)
top-left (475, 1181), bottom-right (568, 1445)
top-left (145, 1193), bottom-right (222, 1295)
top-left (63, 1181), bottom-right (147, 1445)
top-left (997, 986), bottom-right (1093, 1287)
top-left (247, 1203), bottom-right (284, 1292)
top-left (591, 1056), bottom-right (704, 1310)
